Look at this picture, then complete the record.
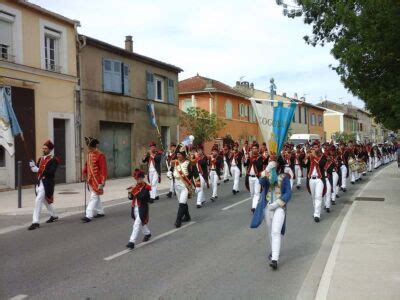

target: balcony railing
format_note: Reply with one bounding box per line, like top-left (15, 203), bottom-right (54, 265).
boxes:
top-left (0, 45), bottom-right (15, 63)
top-left (45, 61), bottom-right (62, 73)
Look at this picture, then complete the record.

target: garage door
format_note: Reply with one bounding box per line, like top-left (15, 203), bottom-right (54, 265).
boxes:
top-left (99, 121), bottom-right (131, 178)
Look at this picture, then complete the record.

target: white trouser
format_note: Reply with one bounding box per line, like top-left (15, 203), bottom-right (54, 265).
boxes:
top-left (309, 178), bottom-right (324, 218)
top-left (284, 166), bottom-right (294, 189)
top-left (331, 171), bottom-right (339, 201)
top-left (196, 175), bottom-right (207, 205)
top-left (149, 170), bottom-right (159, 199)
top-left (325, 179), bottom-right (331, 209)
top-left (175, 180), bottom-right (189, 204)
top-left (340, 165), bottom-right (347, 188)
top-left (265, 206), bottom-right (285, 261)
top-left (350, 169), bottom-right (357, 182)
top-left (368, 157), bottom-right (373, 172)
top-left (295, 165), bottom-right (302, 186)
top-left (374, 157), bottom-right (379, 169)
top-left (169, 176), bottom-right (174, 193)
top-left (231, 165), bottom-right (240, 191)
top-left (129, 206), bottom-right (151, 243)
top-left (210, 170), bottom-right (219, 197)
top-left (223, 161), bottom-right (229, 180)
top-left (32, 181), bottom-right (56, 223)
top-left (86, 186), bottom-right (104, 219)
top-left (249, 176), bottom-right (261, 209)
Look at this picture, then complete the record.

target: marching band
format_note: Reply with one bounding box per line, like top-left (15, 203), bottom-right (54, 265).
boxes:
top-left (26, 135), bottom-right (398, 271)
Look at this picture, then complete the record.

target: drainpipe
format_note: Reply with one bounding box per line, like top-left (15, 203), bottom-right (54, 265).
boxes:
top-left (75, 30), bottom-right (86, 181)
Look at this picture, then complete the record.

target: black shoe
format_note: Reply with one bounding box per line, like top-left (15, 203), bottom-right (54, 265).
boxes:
top-left (359, 177), bottom-right (362, 181)
top-left (314, 217), bottom-right (320, 223)
top-left (268, 253), bottom-right (272, 261)
top-left (143, 234), bottom-right (151, 242)
top-left (28, 223), bottom-right (40, 230)
top-left (196, 204), bottom-right (202, 208)
top-left (149, 198), bottom-right (155, 203)
top-left (336, 194), bottom-right (340, 198)
top-left (232, 190), bottom-right (236, 195)
top-left (217, 183), bottom-right (220, 186)
top-left (167, 191), bottom-right (173, 198)
top-left (269, 260), bottom-right (278, 270)
top-left (126, 242), bottom-right (135, 249)
top-left (94, 214), bottom-right (105, 218)
top-left (81, 217), bottom-right (92, 223)
top-left (351, 181), bottom-right (355, 185)
top-left (251, 208), bottom-right (255, 214)
top-left (224, 179), bottom-right (229, 183)
top-left (46, 216), bottom-right (59, 223)
top-left (343, 188), bottom-right (347, 192)
top-left (211, 197), bottom-right (216, 202)
top-left (331, 200), bottom-right (336, 205)
top-left (326, 208), bottom-right (330, 213)
top-left (296, 186), bottom-right (301, 190)
top-left (155, 196), bottom-right (160, 200)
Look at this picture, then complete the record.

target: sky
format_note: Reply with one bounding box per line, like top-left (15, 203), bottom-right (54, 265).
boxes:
top-left (31, 0), bottom-right (364, 108)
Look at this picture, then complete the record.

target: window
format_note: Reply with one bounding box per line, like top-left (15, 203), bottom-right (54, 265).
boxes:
top-left (0, 146), bottom-right (5, 167)
top-left (304, 107), bottom-right (307, 124)
top-left (225, 100), bottom-right (232, 119)
top-left (318, 115), bottom-right (323, 126)
top-left (311, 113), bottom-right (316, 125)
top-left (239, 104), bottom-right (249, 117)
top-left (103, 59), bottom-right (130, 95)
top-left (182, 99), bottom-right (193, 113)
top-left (44, 27), bottom-right (61, 72)
top-left (155, 76), bottom-right (164, 101)
top-left (0, 15), bottom-right (14, 62)
top-left (298, 106), bottom-right (302, 124)
top-left (249, 105), bottom-right (256, 123)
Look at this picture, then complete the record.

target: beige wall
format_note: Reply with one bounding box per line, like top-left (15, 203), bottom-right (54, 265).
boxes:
top-left (80, 44), bottom-right (180, 169)
top-left (324, 115), bottom-right (341, 141)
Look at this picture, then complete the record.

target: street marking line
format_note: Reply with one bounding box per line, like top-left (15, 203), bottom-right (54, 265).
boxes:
top-left (221, 197), bottom-right (251, 211)
top-left (9, 295), bottom-right (28, 300)
top-left (0, 192), bottom-right (169, 236)
top-left (315, 164), bottom-right (386, 300)
top-left (103, 221), bottom-right (196, 261)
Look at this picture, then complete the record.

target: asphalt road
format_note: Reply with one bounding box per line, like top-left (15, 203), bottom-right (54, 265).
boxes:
top-left (0, 173), bottom-right (369, 300)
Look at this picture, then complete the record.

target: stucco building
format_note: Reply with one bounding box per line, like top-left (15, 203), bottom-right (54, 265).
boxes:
top-left (0, 0), bottom-right (79, 188)
top-left (77, 35), bottom-right (182, 178)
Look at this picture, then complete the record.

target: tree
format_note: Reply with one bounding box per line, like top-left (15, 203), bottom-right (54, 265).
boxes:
top-left (277, 0), bottom-right (400, 130)
top-left (179, 107), bottom-right (226, 146)
top-left (332, 132), bottom-right (356, 143)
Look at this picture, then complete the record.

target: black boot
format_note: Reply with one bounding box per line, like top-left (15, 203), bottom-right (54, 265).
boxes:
top-left (46, 216), bottom-right (59, 223)
top-left (269, 260), bottom-right (278, 270)
top-left (175, 204), bottom-right (185, 228)
top-left (167, 191), bottom-right (173, 198)
top-left (182, 204), bottom-right (191, 222)
top-left (28, 223), bottom-right (40, 230)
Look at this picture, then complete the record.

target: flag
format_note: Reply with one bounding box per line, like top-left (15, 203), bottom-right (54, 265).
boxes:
top-left (0, 86), bottom-right (23, 156)
top-left (146, 103), bottom-right (157, 129)
top-left (250, 99), bottom-right (297, 154)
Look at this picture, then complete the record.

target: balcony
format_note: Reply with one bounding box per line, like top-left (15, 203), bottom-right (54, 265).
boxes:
top-left (45, 61), bottom-right (62, 73)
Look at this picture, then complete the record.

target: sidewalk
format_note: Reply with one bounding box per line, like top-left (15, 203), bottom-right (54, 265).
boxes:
top-left (0, 174), bottom-right (171, 216)
top-left (318, 162), bottom-right (400, 300)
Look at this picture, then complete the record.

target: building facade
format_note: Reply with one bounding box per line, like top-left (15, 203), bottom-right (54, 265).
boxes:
top-left (179, 75), bottom-right (259, 152)
top-left (0, 0), bottom-right (79, 188)
top-left (78, 35), bottom-right (181, 179)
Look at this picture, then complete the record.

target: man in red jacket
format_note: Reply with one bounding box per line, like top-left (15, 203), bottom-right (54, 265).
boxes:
top-left (81, 137), bottom-right (107, 223)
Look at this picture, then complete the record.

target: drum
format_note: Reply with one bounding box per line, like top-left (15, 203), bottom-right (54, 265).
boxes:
top-left (348, 157), bottom-right (358, 172)
top-left (358, 161), bottom-right (367, 173)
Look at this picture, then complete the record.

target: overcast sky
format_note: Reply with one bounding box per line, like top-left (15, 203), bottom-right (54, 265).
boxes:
top-left (31, 0), bottom-right (364, 107)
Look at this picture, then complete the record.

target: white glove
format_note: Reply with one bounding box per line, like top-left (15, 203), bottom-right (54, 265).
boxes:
top-left (98, 183), bottom-right (104, 190)
top-left (29, 160), bottom-right (39, 173)
top-left (268, 202), bottom-right (280, 211)
top-left (167, 171), bottom-right (173, 180)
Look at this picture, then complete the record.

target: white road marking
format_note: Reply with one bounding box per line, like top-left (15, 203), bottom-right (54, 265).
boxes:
top-left (221, 197), bottom-right (251, 211)
top-left (9, 295), bottom-right (28, 300)
top-left (0, 192), bottom-right (169, 236)
top-left (103, 221), bottom-right (196, 261)
top-left (315, 165), bottom-right (385, 300)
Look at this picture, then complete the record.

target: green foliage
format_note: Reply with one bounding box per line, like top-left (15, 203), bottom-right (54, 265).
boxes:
top-left (278, 0), bottom-right (400, 130)
top-left (180, 107), bottom-right (226, 146)
top-left (332, 131), bottom-right (356, 143)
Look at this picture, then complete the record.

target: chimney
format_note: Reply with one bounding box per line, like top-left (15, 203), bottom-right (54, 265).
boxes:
top-left (125, 35), bottom-right (133, 52)
top-left (236, 81), bottom-right (240, 86)
top-left (250, 83), bottom-right (254, 90)
top-left (282, 92), bottom-right (287, 97)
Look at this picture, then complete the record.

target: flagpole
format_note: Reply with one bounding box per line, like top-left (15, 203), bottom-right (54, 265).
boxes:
top-left (249, 97), bottom-right (299, 105)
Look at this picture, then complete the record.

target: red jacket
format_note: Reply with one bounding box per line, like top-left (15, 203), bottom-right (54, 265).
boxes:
top-left (83, 149), bottom-right (107, 195)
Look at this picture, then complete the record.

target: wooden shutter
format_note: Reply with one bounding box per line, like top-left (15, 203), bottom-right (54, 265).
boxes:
top-left (167, 78), bottom-right (175, 103)
top-left (123, 63), bottom-right (130, 95)
top-left (103, 59), bottom-right (113, 92)
top-left (146, 71), bottom-right (155, 100)
top-left (111, 61), bottom-right (122, 93)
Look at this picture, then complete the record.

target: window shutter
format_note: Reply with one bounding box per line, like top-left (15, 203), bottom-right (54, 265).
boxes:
top-left (123, 63), bottom-right (130, 95)
top-left (111, 61), bottom-right (122, 93)
top-left (146, 71), bottom-right (155, 100)
top-left (167, 78), bottom-right (175, 104)
top-left (103, 58), bottom-right (113, 92)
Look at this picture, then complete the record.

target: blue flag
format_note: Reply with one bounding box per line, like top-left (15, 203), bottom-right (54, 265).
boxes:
top-left (146, 103), bottom-right (157, 129)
